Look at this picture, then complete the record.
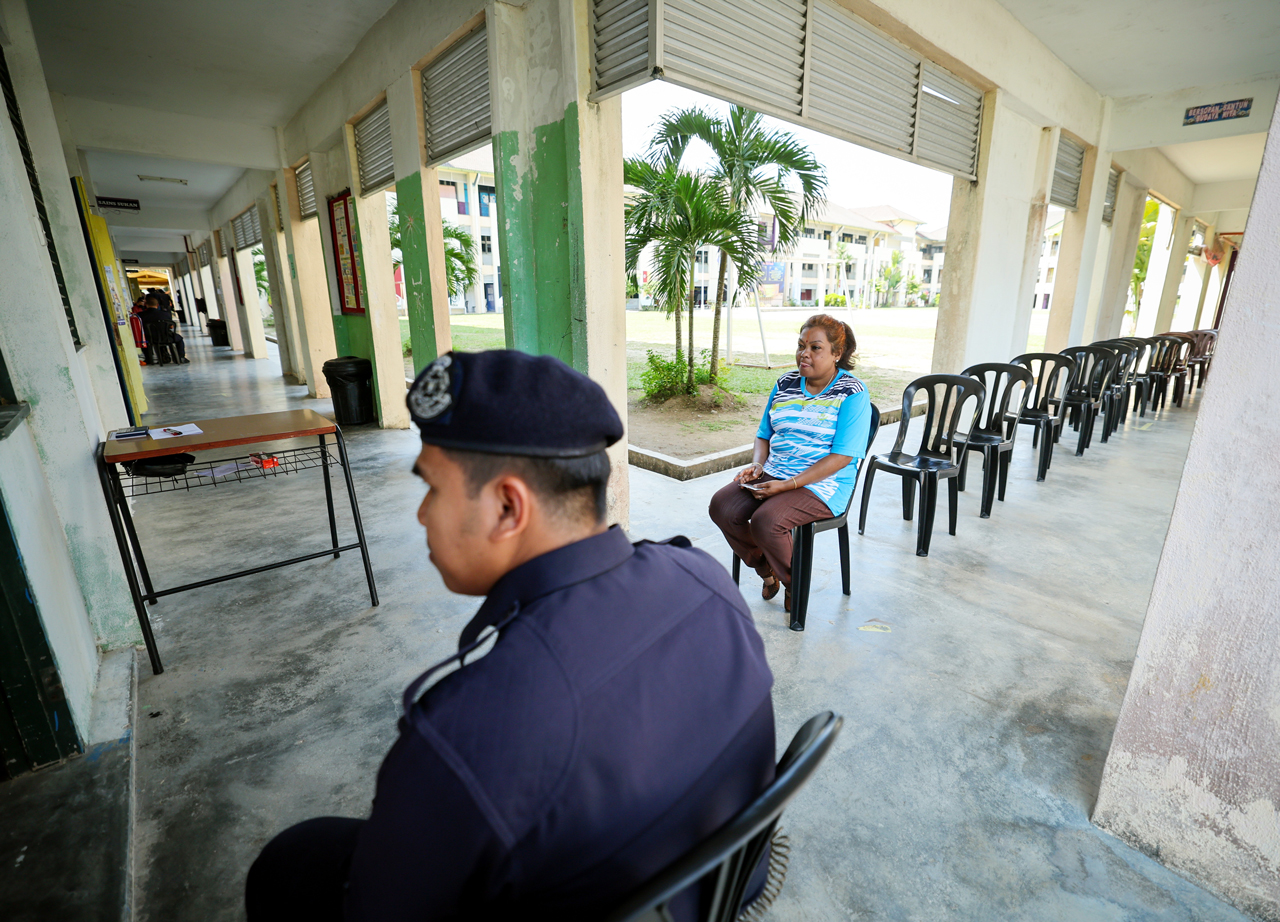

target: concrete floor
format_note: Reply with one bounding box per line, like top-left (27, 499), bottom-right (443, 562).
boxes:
top-left (116, 329), bottom-right (1246, 921)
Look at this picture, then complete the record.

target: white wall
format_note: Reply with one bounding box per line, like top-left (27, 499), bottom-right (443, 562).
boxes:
top-left (1093, 104), bottom-right (1280, 919)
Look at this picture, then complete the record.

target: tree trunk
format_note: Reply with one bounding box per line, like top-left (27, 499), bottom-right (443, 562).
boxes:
top-left (709, 249), bottom-right (728, 384)
top-left (687, 256), bottom-right (698, 393)
top-left (674, 301), bottom-right (682, 359)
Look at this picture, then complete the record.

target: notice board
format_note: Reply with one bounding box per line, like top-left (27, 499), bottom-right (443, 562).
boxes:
top-left (328, 191), bottom-right (365, 315)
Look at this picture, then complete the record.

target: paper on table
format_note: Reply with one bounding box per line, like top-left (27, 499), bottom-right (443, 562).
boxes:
top-left (150, 423), bottom-right (204, 440)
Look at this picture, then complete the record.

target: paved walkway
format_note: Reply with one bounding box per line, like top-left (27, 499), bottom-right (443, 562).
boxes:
top-left (124, 328), bottom-right (1245, 921)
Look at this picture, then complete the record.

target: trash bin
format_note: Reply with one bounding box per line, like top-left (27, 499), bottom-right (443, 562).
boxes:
top-left (322, 356), bottom-right (375, 425)
top-left (207, 318), bottom-right (230, 347)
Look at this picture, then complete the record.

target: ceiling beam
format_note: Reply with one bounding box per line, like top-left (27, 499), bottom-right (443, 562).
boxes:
top-left (54, 93), bottom-right (281, 170)
top-left (1192, 179), bottom-right (1257, 214)
top-left (1109, 75), bottom-right (1279, 152)
top-left (99, 205), bottom-right (212, 233)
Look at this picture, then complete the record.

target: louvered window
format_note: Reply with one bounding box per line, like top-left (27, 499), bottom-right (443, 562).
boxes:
top-left (592, 0), bottom-right (983, 180)
top-left (1051, 135), bottom-right (1087, 211)
top-left (422, 25), bottom-right (491, 164)
top-left (272, 184), bottom-right (284, 232)
top-left (296, 161), bottom-right (317, 218)
top-left (215, 230), bottom-right (225, 257)
top-left (354, 101), bottom-right (395, 193)
top-left (231, 207), bottom-right (262, 250)
top-left (1, 47), bottom-right (80, 346)
top-left (1101, 168), bottom-right (1120, 226)
top-left (198, 243), bottom-right (210, 267)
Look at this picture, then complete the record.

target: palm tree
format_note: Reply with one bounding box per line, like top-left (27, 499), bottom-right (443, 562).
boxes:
top-left (650, 105), bottom-right (826, 381)
top-left (388, 201), bottom-right (479, 301)
top-left (878, 250), bottom-right (905, 306)
top-left (250, 246), bottom-right (270, 303)
top-left (625, 158), bottom-right (762, 392)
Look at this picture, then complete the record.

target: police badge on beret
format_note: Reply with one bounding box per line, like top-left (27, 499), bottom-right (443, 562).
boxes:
top-left (408, 354), bottom-right (454, 421)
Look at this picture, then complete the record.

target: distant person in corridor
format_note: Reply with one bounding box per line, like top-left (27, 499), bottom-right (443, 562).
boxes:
top-left (140, 294), bottom-right (188, 364)
top-left (709, 314), bottom-right (872, 614)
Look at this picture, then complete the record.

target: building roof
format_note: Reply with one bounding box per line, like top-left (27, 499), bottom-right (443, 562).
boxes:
top-left (439, 145), bottom-right (495, 175)
top-left (916, 224), bottom-right (947, 243)
top-left (851, 204), bottom-right (926, 227)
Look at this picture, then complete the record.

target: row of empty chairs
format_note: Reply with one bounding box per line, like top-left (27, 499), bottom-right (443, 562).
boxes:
top-left (735, 328), bottom-right (1217, 631)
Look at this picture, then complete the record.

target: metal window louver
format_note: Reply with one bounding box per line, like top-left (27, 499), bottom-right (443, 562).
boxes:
top-left (232, 207), bottom-right (262, 250)
top-left (232, 212), bottom-right (247, 250)
top-left (272, 184), bottom-right (284, 232)
top-left (198, 242), bottom-right (210, 267)
top-left (216, 230), bottom-right (225, 257)
top-left (1051, 134), bottom-right (1087, 211)
top-left (1102, 168), bottom-right (1120, 226)
top-left (592, 0), bottom-right (983, 181)
top-left (1, 47), bottom-right (80, 346)
top-left (354, 101), bottom-right (395, 193)
top-left (296, 162), bottom-right (317, 218)
top-left (422, 25), bottom-right (492, 164)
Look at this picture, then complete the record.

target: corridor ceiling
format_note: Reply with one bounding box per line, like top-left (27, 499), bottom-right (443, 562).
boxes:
top-left (28, 0), bottom-right (399, 125)
top-left (86, 150), bottom-right (244, 210)
top-left (993, 0), bottom-right (1280, 98)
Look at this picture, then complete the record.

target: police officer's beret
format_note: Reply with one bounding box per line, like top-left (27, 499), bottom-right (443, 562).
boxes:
top-left (406, 350), bottom-right (623, 458)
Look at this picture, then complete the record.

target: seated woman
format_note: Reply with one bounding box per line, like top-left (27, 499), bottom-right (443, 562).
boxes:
top-left (709, 314), bottom-right (872, 612)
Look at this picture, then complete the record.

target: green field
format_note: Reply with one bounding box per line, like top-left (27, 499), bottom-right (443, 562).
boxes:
top-left (400, 307), bottom-right (1051, 408)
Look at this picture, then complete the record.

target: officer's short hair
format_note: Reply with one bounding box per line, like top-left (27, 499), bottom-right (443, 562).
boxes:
top-left (445, 449), bottom-right (610, 524)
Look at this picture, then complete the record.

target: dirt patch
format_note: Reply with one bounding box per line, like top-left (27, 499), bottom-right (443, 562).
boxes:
top-left (627, 385), bottom-right (766, 459)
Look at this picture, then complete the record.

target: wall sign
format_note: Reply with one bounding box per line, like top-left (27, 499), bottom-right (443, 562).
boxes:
top-left (96, 196), bottom-right (140, 211)
top-left (328, 191), bottom-right (365, 315)
top-left (1184, 98), bottom-right (1252, 126)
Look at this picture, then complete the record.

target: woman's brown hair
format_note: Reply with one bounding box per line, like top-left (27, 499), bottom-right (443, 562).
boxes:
top-left (801, 314), bottom-right (857, 370)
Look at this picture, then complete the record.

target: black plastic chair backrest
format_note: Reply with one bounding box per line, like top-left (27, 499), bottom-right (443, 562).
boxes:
top-left (890, 374), bottom-right (985, 461)
top-left (1148, 336), bottom-right (1182, 373)
top-left (1059, 346), bottom-right (1117, 401)
top-left (603, 713), bottom-right (843, 922)
top-left (960, 363), bottom-right (1033, 437)
top-left (1116, 337), bottom-right (1151, 377)
top-left (1095, 341), bottom-right (1136, 390)
top-left (835, 403), bottom-right (882, 518)
top-left (1010, 353), bottom-right (1076, 416)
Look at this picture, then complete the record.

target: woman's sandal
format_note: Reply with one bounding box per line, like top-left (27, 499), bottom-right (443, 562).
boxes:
top-left (761, 575), bottom-right (781, 601)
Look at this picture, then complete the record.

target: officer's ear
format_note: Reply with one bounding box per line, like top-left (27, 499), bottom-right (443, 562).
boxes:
top-left (488, 474), bottom-right (534, 542)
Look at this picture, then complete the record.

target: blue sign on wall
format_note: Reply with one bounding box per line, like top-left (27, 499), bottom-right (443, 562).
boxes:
top-left (763, 262), bottom-right (786, 284)
top-left (1184, 98), bottom-right (1252, 126)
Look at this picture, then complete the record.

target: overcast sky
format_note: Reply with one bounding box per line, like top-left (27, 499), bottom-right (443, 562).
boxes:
top-left (621, 81), bottom-right (955, 231)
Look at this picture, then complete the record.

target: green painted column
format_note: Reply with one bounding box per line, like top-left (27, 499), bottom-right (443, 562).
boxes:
top-left (396, 169), bottom-right (453, 373)
top-left (489, 0), bottom-right (628, 522)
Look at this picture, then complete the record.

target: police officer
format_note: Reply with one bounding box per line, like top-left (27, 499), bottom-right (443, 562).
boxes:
top-left (246, 350), bottom-right (776, 921)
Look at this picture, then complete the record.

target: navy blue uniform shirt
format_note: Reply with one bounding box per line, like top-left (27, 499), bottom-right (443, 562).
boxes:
top-left (345, 526), bottom-right (775, 921)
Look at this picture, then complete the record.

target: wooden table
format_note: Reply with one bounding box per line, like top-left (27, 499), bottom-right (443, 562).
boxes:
top-left (97, 409), bottom-right (378, 674)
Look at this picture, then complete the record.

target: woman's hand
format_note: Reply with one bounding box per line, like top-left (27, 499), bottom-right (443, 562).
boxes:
top-left (733, 462), bottom-right (764, 484)
top-left (743, 478), bottom-right (795, 499)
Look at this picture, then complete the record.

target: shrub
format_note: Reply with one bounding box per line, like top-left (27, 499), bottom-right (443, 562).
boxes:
top-left (824, 293), bottom-right (847, 307)
top-left (641, 350), bottom-right (689, 401)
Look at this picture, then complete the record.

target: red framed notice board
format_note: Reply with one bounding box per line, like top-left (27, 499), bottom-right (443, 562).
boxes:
top-left (329, 190), bottom-right (365, 315)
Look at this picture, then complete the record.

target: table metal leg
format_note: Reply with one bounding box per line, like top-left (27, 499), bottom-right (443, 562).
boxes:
top-left (114, 469), bottom-right (158, 604)
top-left (95, 448), bottom-right (163, 675)
top-left (319, 434), bottom-right (340, 559)
top-left (333, 428), bottom-right (379, 607)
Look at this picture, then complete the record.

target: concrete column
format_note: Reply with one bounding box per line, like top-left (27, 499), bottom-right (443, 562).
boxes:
top-left (933, 90), bottom-right (1045, 373)
top-left (255, 197), bottom-right (298, 380)
top-left (467, 171), bottom-right (485, 313)
top-left (341, 120), bottom-right (409, 429)
top-left (387, 70), bottom-right (451, 373)
top-left (267, 181), bottom-right (307, 379)
top-left (198, 262), bottom-right (221, 321)
top-left (1014, 127), bottom-right (1058, 352)
top-left (213, 233), bottom-right (245, 351)
top-left (489, 0), bottom-right (629, 524)
top-left (1046, 118), bottom-right (1113, 352)
top-left (233, 243), bottom-right (270, 358)
top-left (0, 82), bottom-right (138, 661)
top-left (281, 161), bottom-right (337, 397)
top-left (1092, 180), bottom-right (1147, 340)
top-left (1, 0), bottom-right (128, 432)
top-left (1134, 203), bottom-right (1176, 337)
top-left (1152, 213), bottom-right (1195, 334)
top-left (1093, 108), bottom-right (1280, 920)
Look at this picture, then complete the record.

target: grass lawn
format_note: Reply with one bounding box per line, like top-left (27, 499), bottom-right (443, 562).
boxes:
top-left (399, 308), bottom-right (1053, 409)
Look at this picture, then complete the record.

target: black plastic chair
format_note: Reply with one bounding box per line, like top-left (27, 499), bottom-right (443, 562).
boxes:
top-left (957, 363), bottom-right (1032, 518)
top-left (1058, 345), bottom-right (1119, 453)
top-left (1114, 337), bottom-right (1153, 417)
top-left (145, 320), bottom-right (181, 365)
top-left (1147, 336), bottom-right (1188, 413)
top-left (604, 712), bottom-right (842, 922)
top-left (1008, 353), bottom-right (1075, 482)
top-left (1092, 341), bottom-right (1134, 438)
top-left (731, 405), bottom-right (881, 632)
top-left (1163, 334), bottom-right (1195, 407)
top-left (1186, 329), bottom-right (1217, 389)
top-left (858, 375), bottom-right (984, 557)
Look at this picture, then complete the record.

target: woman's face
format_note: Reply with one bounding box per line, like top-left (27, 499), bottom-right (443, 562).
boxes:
top-left (796, 326), bottom-right (840, 381)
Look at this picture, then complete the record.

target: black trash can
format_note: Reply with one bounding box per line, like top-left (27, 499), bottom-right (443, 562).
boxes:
top-left (323, 356), bottom-right (375, 425)
top-left (207, 318), bottom-right (230, 347)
